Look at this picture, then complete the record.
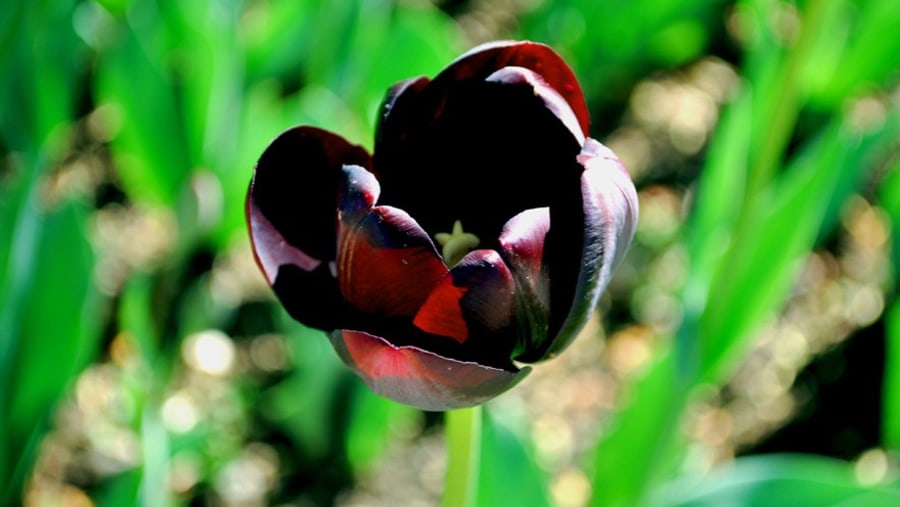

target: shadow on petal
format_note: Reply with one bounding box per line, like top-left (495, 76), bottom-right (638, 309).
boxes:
top-left (499, 208), bottom-right (552, 358)
top-left (250, 126), bottom-right (371, 263)
top-left (248, 126), bottom-right (371, 331)
top-left (434, 40), bottom-right (590, 136)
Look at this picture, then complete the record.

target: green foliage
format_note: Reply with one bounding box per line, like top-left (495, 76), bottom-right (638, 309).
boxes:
top-left (654, 454), bottom-right (900, 507)
top-left (0, 168), bottom-right (101, 502)
top-left (478, 407), bottom-right (552, 507)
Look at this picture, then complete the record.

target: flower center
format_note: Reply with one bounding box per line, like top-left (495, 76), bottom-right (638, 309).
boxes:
top-left (435, 220), bottom-right (480, 267)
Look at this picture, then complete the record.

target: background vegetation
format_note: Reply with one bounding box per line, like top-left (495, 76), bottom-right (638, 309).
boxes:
top-left (1, 0), bottom-right (899, 505)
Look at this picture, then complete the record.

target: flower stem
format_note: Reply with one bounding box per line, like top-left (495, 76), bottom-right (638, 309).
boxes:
top-left (442, 405), bottom-right (482, 507)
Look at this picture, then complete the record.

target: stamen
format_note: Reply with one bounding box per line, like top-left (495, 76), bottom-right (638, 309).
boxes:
top-left (435, 220), bottom-right (480, 267)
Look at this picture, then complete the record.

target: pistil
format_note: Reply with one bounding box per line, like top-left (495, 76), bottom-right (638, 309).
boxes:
top-left (435, 220), bottom-right (480, 267)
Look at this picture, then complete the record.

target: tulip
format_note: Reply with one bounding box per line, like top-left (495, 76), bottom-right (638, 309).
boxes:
top-left (247, 40), bottom-right (638, 411)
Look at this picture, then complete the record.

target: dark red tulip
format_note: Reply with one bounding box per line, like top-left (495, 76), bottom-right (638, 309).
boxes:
top-left (247, 41), bottom-right (638, 411)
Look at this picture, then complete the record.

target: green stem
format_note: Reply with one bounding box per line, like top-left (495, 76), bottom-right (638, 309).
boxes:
top-left (442, 405), bottom-right (482, 507)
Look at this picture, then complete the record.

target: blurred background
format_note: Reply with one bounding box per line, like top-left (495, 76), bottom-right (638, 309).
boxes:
top-left (1, 0), bottom-right (899, 505)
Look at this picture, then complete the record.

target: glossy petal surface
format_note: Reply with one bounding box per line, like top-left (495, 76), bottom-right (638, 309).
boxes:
top-left (541, 139), bottom-right (639, 359)
top-left (330, 330), bottom-right (531, 411)
top-left (337, 204), bottom-right (447, 319)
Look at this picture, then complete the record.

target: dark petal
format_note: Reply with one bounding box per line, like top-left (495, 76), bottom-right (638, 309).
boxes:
top-left (337, 204), bottom-right (448, 320)
top-left (247, 193), bottom-right (324, 285)
top-left (432, 40), bottom-right (590, 136)
top-left (330, 330), bottom-right (531, 411)
top-left (374, 76), bottom-right (584, 245)
top-left (529, 139), bottom-right (639, 361)
top-left (270, 263), bottom-right (352, 331)
top-left (248, 126), bottom-right (371, 330)
top-left (498, 208), bottom-right (552, 357)
top-left (485, 66), bottom-right (584, 146)
top-left (338, 164), bottom-right (381, 224)
top-left (413, 249), bottom-right (517, 365)
top-left (375, 76), bottom-right (429, 154)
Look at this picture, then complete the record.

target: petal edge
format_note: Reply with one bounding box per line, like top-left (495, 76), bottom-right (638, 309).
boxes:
top-left (331, 330), bottom-right (531, 411)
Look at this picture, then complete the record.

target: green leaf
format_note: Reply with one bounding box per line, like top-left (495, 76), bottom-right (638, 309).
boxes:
top-left (698, 107), bottom-right (899, 384)
top-left (812, 0), bottom-right (900, 106)
top-left (259, 314), bottom-right (348, 461)
top-left (343, 4), bottom-right (462, 134)
top-left (881, 152), bottom-right (900, 450)
top-left (0, 195), bottom-right (101, 503)
top-left (885, 300), bottom-right (900, 450)
top-left (242, 0), bottom-right (318, 81)
top-left (94, 16), bottom-right (191, 205)
top-left (478, 406), bottom-right (552, 507)
top-left (0, 0), bottom-right (86, 153)
top-left (93, 469), bottom-right (142, 507)
top-left (677, 93), bottom-right (752, 378)
top-left (345, 389), bottom-right (419, 471)
top-left (158, 0), bottom-right (246, 244)
top-left (591, 348), bottom-right (686, 507)
top-left (652, 454), bottom-right (900, 507)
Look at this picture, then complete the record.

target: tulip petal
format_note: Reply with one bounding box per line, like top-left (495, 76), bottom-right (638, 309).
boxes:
top-left (579, 139), bottom-right (639, 272)
top-left (337, 204), bottom-right (448, 319)
top-left (248, 126), bottom-right (371, 330)
top-left (413, 250), bottom-right (517, 367)
top-left (498, 208), bottom-right (552, 357)
top-left (485, 66), bottom-right (585, 146)
top-left (374, 75), bottom-right (583, 246)
top-left (331, 330), bottom-right (531, 411)
top-left (434, 40), bottom-right (590, 136)
top-left (375, 76), bottom-right (430, 150)
top-left (539, 139), bottom-right (639, 360)
top-left (338, 164), bottom-right (381, 224)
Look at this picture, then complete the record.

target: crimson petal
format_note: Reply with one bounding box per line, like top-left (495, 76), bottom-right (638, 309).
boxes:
top-left (413, 249), bottom-right (517, 368)
top-left (248, 126), bottom-right (371, 330)
top-left (337, 203), bottom-right (448, 320)
top-left (330, 330), bottom-right (531, 411)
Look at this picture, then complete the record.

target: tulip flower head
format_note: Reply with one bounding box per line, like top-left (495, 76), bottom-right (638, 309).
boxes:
top-left (247, 41), bottom-right (638, 411)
